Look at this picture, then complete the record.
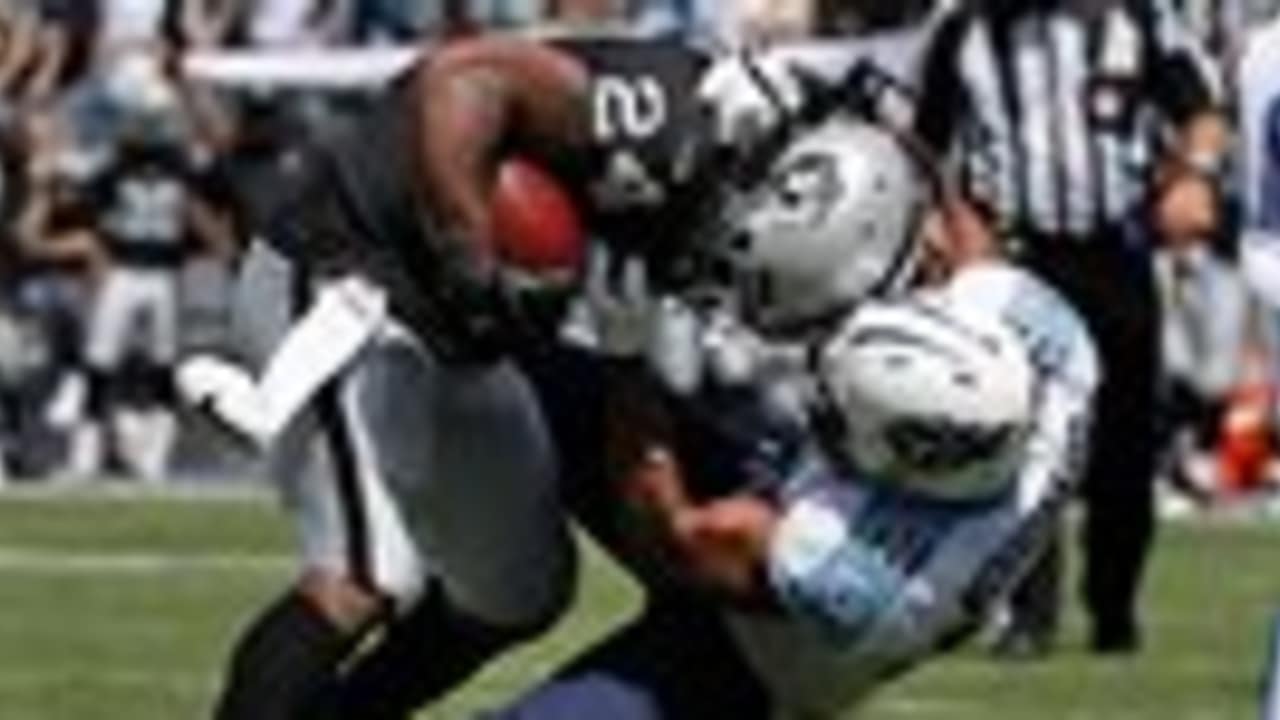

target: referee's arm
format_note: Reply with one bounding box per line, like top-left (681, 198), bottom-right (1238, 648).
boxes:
top-left (912, 10), bottom-right (1003, 270)
top-left (914, 10), bottom-right (971, 158)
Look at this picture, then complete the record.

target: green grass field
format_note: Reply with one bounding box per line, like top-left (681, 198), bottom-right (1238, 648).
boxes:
top-left (0, 489), bottom-right (1274, 720)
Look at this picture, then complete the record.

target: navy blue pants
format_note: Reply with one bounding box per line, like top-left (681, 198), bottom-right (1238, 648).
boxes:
top-left (505, 347), bottom-right (774, 720)
top-left (487, 600), bottom-right (771, 720)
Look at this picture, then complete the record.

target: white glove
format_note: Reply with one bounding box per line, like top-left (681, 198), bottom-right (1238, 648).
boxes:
top-left (646, 297), bottom-right (705, 395)
top-left (697, 50), bottom-right (807, 150)
top-left (575, 246), bottom-right (658, 358)
top-left (702, 309), bottom-right (768, 386)
top-left (179, 274), bottom-right (387, 450)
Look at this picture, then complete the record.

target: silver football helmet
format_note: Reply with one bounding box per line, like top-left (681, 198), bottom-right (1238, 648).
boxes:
top-left (708, 115), bottom-right (929, 333)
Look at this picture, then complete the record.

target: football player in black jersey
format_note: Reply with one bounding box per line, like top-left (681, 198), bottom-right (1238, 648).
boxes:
top-left (176, 31), bottom-right (727, 720)
top-left (76, 117), bottom-right (233, 482)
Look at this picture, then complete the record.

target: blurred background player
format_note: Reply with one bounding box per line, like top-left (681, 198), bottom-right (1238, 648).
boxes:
top-left (70, 52), bottom-right (232, 483)
top-left (1152, 183), bottom-right (1263, 503)
top-left (5, 105), bottom-right (103, 479)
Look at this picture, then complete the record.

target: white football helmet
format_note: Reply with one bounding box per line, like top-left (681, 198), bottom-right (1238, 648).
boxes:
top-left (709, 116), bottom-right (929, 333)
top-left (814, 295), bottom-right (1035, 501)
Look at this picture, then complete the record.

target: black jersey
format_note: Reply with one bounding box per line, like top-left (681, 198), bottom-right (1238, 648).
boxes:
top-left (547, 36), bottom-right (712, 258)
top-left (268, 37), bottom-right (710, 263)
top-left (265, 79), bottom-right (476, 357)
top-left (90, 143), bottom-right (196, 268)
top-left (266, 82), bottom-right (423, 274)
top-left (265, 36), bottom-right (711, 360)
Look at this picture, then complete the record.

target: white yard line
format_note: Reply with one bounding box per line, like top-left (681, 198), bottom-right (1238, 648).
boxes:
top-left (0, 548), bottom-right (289, 575)
top-left (0, 668), bottom-right (213, 685)
top-left (0, 483), bottom-right (273, 504)
top-left (870, 697), bottom-right (977, 716)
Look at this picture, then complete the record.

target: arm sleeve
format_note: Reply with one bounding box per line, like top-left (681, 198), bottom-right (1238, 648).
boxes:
top-left (765, 472), bottom-right (1050, 657)
top-left (767, 494), bottom-right (934, 649)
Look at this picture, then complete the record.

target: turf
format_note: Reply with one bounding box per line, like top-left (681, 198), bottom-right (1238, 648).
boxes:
top-left (0, 491), bottom-right (1273, 719)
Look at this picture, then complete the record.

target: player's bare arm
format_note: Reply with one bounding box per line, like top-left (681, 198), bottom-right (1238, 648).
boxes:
top-left (625, 445), bottom-right (780, 602)
top-left (416, 37), bottom-right (591, 267)
top-left (917, 191), bottom-right (1002, 285)
top-left (599, 357), bottom-right (780, 604)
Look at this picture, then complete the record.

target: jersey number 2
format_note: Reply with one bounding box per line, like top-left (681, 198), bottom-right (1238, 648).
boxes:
top-left (592, 75), bottom-right (669, 209)
top-left (593, 74), bottom-right (667, 142)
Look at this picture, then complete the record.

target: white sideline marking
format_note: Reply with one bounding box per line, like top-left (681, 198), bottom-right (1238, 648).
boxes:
top-left (0, 483), bottom-right (273, 504)
top-left (874, 697), bottom-right (975, 715)
top-left (0, 548), bottom-right (290, 575)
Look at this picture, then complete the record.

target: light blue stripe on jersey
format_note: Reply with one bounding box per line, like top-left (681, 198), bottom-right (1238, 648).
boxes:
top-left (772, 462), bottom-right (1009, 649)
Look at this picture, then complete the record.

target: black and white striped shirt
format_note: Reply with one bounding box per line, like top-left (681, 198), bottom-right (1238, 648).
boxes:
top-left (916, 0), bottom-right (1221, 239)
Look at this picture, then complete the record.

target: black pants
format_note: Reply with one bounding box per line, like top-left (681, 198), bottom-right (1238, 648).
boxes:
top-left (1013, 231), bottom-right (1159, 646)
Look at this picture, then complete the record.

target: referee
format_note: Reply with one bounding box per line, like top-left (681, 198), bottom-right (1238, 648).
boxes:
top-left (915, 0), bottom-right (1227, 655)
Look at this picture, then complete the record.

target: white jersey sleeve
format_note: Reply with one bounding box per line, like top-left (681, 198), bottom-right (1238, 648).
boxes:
top-left (730, 462), bottom-right (1029, 715)
top-left (1239, 17), bottom-right (1280, 310)
top-left (727, 262), bottom-right (1101, 717)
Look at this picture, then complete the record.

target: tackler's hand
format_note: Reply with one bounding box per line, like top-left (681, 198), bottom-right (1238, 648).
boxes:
top-left (626, 446), bottom-right (778, 598)
top-left (580, 245), bottom-right (660, 359)
top-left (919, 195), bottom-right (1001, 282)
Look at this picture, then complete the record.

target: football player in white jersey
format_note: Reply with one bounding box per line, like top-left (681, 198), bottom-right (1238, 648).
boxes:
top-left (491, 109), bottom-right (1100, 719)
top-left (711, 262), bottom-right (1098, 716)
